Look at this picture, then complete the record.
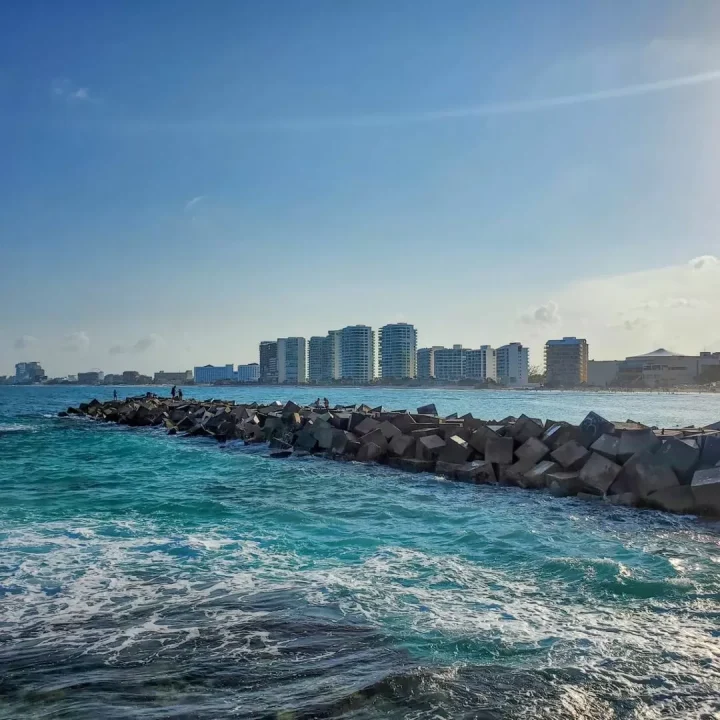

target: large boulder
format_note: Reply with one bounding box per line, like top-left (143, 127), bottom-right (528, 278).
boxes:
top-left (546, 471), bottom-right (583, 497)
top-left (691, 467), bottom-right (720, 516)
top-left (541, 423), bottom-right (578, 451)
top-left (646, 486), bottom-right (696, 514)
top-left (590, 433), bottom-right (620, 461)
top-left (399, 458), bottom-right (436, 473)
top-left (356, 442), bottom-right (385, 463)
top-left (700, 436), bottom-right (720, 468)
top-left (417, 403), bottom-right (438, 415)
top-left (519, 460), bottom-right (559, 489)
top-left (438, 435), bottom-right (472, 464)
top-left (578, 412), bottom-right (615, 448)
top-left (511, 415), bottom-right (544, 444)
top-left (377, 421), bottom-right (402, 441)
top-left (359, 428), bottom-right (389, 452)
top-left (416, 434), bottom-right (446, 460)
top-left (455, 460), bottom-right (496, 484)
top-left (610, 451), bottom-right (679, 499)
top-left (389, 413), bottom-right (417, 433)
top-left (388, 434), bottom-right (415, 458)
top-left (469, 425), bottom-right (498, 455)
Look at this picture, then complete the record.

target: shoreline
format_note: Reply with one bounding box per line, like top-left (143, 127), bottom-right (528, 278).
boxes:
top-left (61, 395), bottom-right (720, 519)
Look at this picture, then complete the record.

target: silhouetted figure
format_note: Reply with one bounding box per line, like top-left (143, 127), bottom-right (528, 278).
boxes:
top-left (323, 397), bottom-right (329, 409)
top-left (314, 397), bottom-right (321, 407)
top-left (177, 388), bottom-right (183, 400)
top-left (171, 385), bottom-right (176, 399)
top-left (113, 390), bottom-right (117, 401)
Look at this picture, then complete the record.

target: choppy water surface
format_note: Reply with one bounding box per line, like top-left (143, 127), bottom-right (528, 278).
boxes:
top-left (1, 386), bottom-right (719, 719)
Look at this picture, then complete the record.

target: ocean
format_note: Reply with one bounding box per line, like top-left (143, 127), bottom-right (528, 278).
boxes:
top-left (1, 385), bottom-right (719, 719)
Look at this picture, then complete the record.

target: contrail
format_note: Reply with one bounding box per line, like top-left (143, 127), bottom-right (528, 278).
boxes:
top-left (249, 68), bottom-right (720, 130)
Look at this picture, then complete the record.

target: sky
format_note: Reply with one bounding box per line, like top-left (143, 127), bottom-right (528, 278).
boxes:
top-left (1, 1), bottom-right (720, 377)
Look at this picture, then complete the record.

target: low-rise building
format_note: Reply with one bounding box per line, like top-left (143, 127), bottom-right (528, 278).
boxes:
top-left (587, 360), bottom-right (620, 387)
top-left (617, 349), bottom-right (720, 387)
top-left (237, 363), bottom-right (260, 383)
top-left (194, 364), bottom-right (235, 384)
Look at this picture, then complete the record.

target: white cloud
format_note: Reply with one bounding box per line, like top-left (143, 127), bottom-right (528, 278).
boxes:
top-left (14, 335), bottom-right (38, 350)
top-left (521, 301), bottom-right (560, 326)
top-left (689, 255), bottom-right (718, 269)
top-left (60, 331), bottom-right (90, 352)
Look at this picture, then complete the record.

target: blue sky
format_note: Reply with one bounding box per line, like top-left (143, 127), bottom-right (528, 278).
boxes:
top-left (2, 1), bottom-right (720, 376)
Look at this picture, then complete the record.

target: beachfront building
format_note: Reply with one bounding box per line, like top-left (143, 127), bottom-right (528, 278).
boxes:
top-left (587, 360), bottom-right (620, 388)
top-left (496, 342), bottom-right (529, 386)
top-left (616, 349), bottom-right (720, 387)
top-left (466, 345), bottom-right (497, 382)
top-left (323, 329), bottom-right (342, 382)
top-left (194, 364), bottom-right (235, 384)
top-left (14, 361), bottom-right (46, 384)
top-left (545, 337), bottom-right (589, 386)
top-left (417, 346), bottom-right (442, 380)
top-left (379, 323), bottom-right (417, 379)
top-left (237, 363), bottom-right (260, 383)
top-left (308, 336), bottom-right (326, 383)
top-left (433, 345), bottom-right (466, 382)
top-left (277, 337), bottom-right (307, 384)
top-left (154, 370), bottom-right (193, 385)
top-left (78, 370), bottom-right (104, 384)
top-left (258, 341), bottom-right (278, 383)
top-left (340, 325), bottom-right (375, 383)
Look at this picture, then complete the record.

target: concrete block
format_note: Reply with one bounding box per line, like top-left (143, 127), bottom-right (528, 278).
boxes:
top-left (389, 413), bottom-right (416, 433)
top-left (294, 430), bottom-right (317, 452)
top-left (485, 436), bottom-right (514, 465)
top-left (417, 403), bottom-right (438, 415)
top-left (577, 492), bottom-right (603, 502)
top-left (541, 423), bottom-right (578, 450)
top-left (700, 436), bottom-right (720, 468)
top-left (691, 466), bottom-right (720, 487)
top-left (412, 414), bottom-right (441, 424)
top-left (410, 426), bottom-right (445, 438)
top-left (550, 440), bottom-right (590, 470)
top-left (439, 425), bottom-right (471, 442)
top-left (691, 470), bottom-right (720, 516)
top-left (359, 428), bottom-right (389, 452)
top-left (354, 417), bottom-right (381, 436)
top-left (579, 412), bottom-right (615, 447)
top-left (607, 492), bottom-right (639, 507)
top-left (438, 435), bottom-right (472, 464)
top-left (469, 425), bottom-right (498, 454)
top-left (329, 412), bottom-right (351, 430)
top-left (515, 437), bottom-right (550, 465)
top-left (546, 471), bottom-right (583, 497)
top-left (282, 400), bottom-right (301, 416)
top-left (654, 437), bottom-right (700, 483)
top-left (590, 434), bottom-right (620, 461)
top-left (416, 434), bottom-right (446, 460)
top-left (445, 412), bottom-right (458, 420)
top-left (647, 486), bottom-right (696, 514)
top-left (618, 429), bottom-right (661, 463)
top-left (455, 460), bottom-right (496, 484)
top-left (629, 459), bottom-right (679, 499)
top-left (578, 452), bottom-right (622, 494)
top-left (399, 458), bottom-right (436, 473)
top-left (435, 460), bottom-right (464, 478)
top-left (388, 434), bottom-right (415, 458)
top-left (330, 429), bottom-right (358, 456)
top-left (512, 414), bottom-right (544, 443)
top-left (704, 420), bottom-right (720, 431)
top-left (314, 426), bottom-right (334, 450)
top-left (377, 420), bottom-right (402, 441)
top-left (503, 457), bottom-right (537, 485)
top-left (463, 416), bottom-right (486, 432)
top-left (356, 442), bottom-right (385, 463)
top-left (519, 460), bottom-right (559, 489)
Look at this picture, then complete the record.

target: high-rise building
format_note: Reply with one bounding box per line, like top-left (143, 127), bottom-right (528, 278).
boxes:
top-left (496, 343), bottom-right (529, 386)
top-left (154, 370), bottom-right (193, 385)
top-left (545, 337), bottom-right (588, 386)
top-left (323, 329), bottom-right (342, 381)
top-left (259, 341), bottom-right (278, 383)
top-left (15, 361), bottom-right (46, 384)
top-left (277, 337), bottom-right (307, 384)
top-left (308, 336), bottom-right (327, 383)
top-left (379, 323), bottom-right (417, 379)
top-left (433, 345), bottom-right (466, 382)
top-left (194, 364), bottom-right (235, 383)
top-left (417, 347), bottom-right (442, 380)
top-left (466, 345), bottom-right (497, 382)
top-left (78, 370), bottom-right (104, 385)
top-left (237, 363), bottom-right (260, 382)
top-left (340, 325), bottom-right (375, 383)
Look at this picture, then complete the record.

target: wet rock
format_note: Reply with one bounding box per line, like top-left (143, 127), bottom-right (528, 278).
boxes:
top-left (438, 435), bottom-right (472, 464)
top-left (356, 441), bottom-right (385, 463)
top-left (578, 453), bottom-right (622, 494)
top-left (519, 460), bottom-right (559, 489)
top-left (416, 434), bottom-right (446, 461)
top-left (546, 471), bottom-right (583, 497)
top-left (550, 440), bottom-right (590, 471)
top-left (654, 437), bottom-right (700, 483)
top-left (647, 486), bottom-right (695, 514)
top-left (455, 460), bottom-right (496, 484)
top-left (399, 458), bottom-right (436, 473)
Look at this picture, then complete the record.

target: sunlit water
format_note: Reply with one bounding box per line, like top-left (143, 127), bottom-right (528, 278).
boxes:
top-left (1, 386), bottom-right (719, 719)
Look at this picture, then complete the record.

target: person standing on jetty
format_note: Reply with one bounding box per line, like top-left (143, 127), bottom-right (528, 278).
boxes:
top-left (171, 386), bottom-right (176, 399)
top-left (113, 390), bottom-right (117, 401)
top-left (177, 388), bottom-right (183, 400)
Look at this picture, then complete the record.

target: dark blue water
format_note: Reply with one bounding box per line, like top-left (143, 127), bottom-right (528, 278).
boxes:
top-left (1, 386), bottom-right (719, 718)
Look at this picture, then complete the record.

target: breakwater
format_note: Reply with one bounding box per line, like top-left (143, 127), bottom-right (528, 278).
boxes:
top-left (62, 396), bottom-right (720, 517)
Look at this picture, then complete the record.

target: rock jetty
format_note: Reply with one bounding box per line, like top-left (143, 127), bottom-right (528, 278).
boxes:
top-left (60, 397), bottom-right (720, 518)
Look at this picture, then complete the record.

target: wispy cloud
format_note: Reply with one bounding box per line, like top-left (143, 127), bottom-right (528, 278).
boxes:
top-left (14, 335), bottom-right (38, 350)
top-left (52, 78), bottom-right (93, 102)
top-left (689, 255), bottom-right (718, 269)
top-left (108, 334), bottom-right (165, 355)
top-left (184, 195), bottom-right (205, 212)
top-left (60, 331), bottom-right (90, 352)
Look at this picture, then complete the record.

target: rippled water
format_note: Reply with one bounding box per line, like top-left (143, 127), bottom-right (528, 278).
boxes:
top-left (1, 386), bottom-right (720, 718)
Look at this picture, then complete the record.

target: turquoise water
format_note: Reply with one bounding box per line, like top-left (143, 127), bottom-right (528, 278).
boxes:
top-left (1, 386), bottom-right (720, 718)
